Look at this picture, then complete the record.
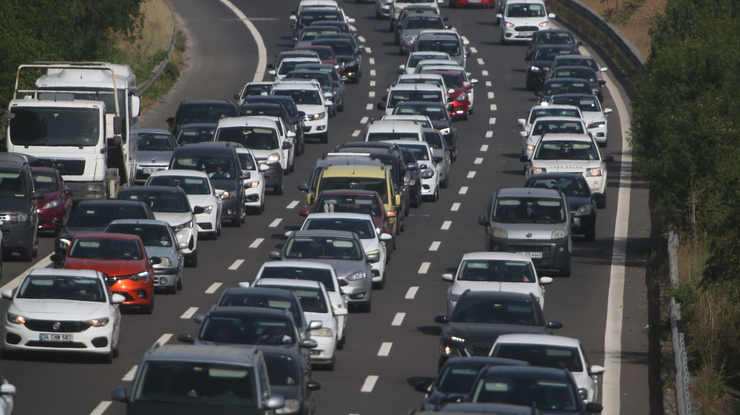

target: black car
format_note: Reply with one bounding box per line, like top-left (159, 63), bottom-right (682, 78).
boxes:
top-left (169, 142), bottom-right (249, 226)
top-left (292, 7), bottom-right (348, 37)
top-left (525, 45), bottom-right (580, 91)
top-left (400, 147), bottom-right (423, 208)
top-left (173, 122), bottom-right (218, 146)
top-left (546, 66), bottom-right (606, 102)
top-left (415, 357), bottom-right (529, 411)
top-left (525, 29), bottom-right (581, 60)
top-left (437, 403), bottom-right (543, 414)
top-left (166, 100), bottom-right (239, 136)
top-left (242, 96), bottom-right (306, 154)
top-left (311, 20), bottom-right (353, 33)
top-left (55, 200), bottom-right (155, 255)
top-left (434, 290), bottom-right (562, 370)
top-left (239, 103), bottom-right (304, 156)
top-left (537, 79), bottom-right (593, 104)
top-left (0, 153), bottom-right (43, 263)
top-left (312, 34), bottom-right (364, 83)
top-left (525, 173), bottom-right (597, 241)
top-left (260, 346), bottom-right (320, 415)
top-left (452, 365), bottom-right (604, 414)
top-left (392, 101), bottom-right (458, 161)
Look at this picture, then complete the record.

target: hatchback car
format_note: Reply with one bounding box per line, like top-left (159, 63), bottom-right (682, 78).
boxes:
top-left (398, 14), bottom-right (448, 55)
top-left (310, 37), bottom-right (363, 83)
top-left (31, 167), bottom-right (73, 234)
top-left (525, 173), bottom-right (597, 241)
top-left (2, 268), bottom-right (124, 362)
top-left (271, 81), bottom-right (331, 143)
top-left (298, 152), bottom-right (384, 208)
top-left (392, 101), bottom-right (458, 159)
top-left (399, 51), bottom-right (451, 74)
top-left (260, 346), bottom-right (321, 415)
top-left (525, 29), bottom-right (580, 60)
top-left (548, 94), bottom-right (612, 146)
top-left (294, 26), bottom-right (342, 48)
top-left (166, 100), bottom-right (239, 136)
top-left (284, 70), bottom-right (345, 115)
top-left (547, 66), bottom-right (606, 102)
top-left (174, 123), bottom-right (218, 146)
top-left (497, 0), bottom-right (555, 44)
top-left (537, 78), bottom-right (593, 104)
top-left (242, 95), bottom-right (307, 155)
top-left (517, 104), bottom-right (583, 136)
top-left (135, 129), bottom-right (177, 184)
top-left (234, 147), bottom-right (267, 214)
top-left (217, 286), bottom-right (309, 337)
top-left (525, 45), bottom-right (579, 91)
top-left (422, 128), bottom-right (452, 188)
top-left (234, 82), bottom-right (274, 106)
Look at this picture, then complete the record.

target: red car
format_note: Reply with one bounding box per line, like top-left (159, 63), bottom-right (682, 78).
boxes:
top-left (52, 233), bottom-right (159, 314)
top-left (430, 71), bottom-right (471, 120)
top-left (295, 45), bottom-right (341, 75)
top-left (300, 189), bottom-right (397, 256)
top-left (449, 0), bottom-right (495, 8)
top-left (32, 167), bottom-right (73, 233)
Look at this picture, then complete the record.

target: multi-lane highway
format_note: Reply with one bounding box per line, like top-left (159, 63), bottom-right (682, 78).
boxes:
top-left (0, 0), bottom-right (660, 414)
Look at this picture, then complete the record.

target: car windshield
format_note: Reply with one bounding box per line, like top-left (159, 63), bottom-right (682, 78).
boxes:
top-left (260, 266), bottom-right (336, 292)
top-left (138, 132), bottom-right (176, 151)
top-left (218, 293), bottom-right (302, 327)
top-left (318, 178), bottom-right (388, 202)
top-left (550, 96), bottom-right (601, 112)
top-left (298, 11), bottom-right (341, 27)
top-left (493, 344), bottom-right (583, 372)
top-left (471, 377), bottom-right (578, 411)
top-left (133, 362), bottom-right (256, 406)
top-left (68, 237), bottom-right (143, 260)
top-left (389, 91), bottom-right (443, 107)
top-left (300, 28), bottom-right (339, 41)
top-left (216, 127), bottom-right (279, 150)
top-left (531, 120), bottom-right (584, 135)
top-left (0, 172), bottom-right (26, 199)
top-left (316, 194), bottom-right (382, 217)
top-left (437, 362), bottom-right (489, 392)
top-left (178, 104), bottom-right (237, 124)
top-left (533, 47), bottom-right (575, 61)
top-left (534, 32), bottom-right (574, 44)
top-left (119, 192), bottom-right (189, 213)
top-left (528, 108), bottom-right (579, 124)
top-left (416, 39), bottom-right (460, 56)
top-left (175, 126), bottom-right (216, 145)
top-left (199, 314), bottom-right (295, 345)
top-left (435, 73), bottom-right (463, 88)
top-left (238, 152), bottom-right (257, 170)
top-left (9, 107), bottom-right (100, 147)
top-left (551, 68), bottom-right (597, 82)
top-left (303, 218), bottom-right (376, 239)
top-left (452, 297), bottom-right (539, 325)
top-left (273, 89), bottom-right (322, 105)
top-left (400, 144), bottom-right (430, 161)
top-left (526, 177), bottom-right (590, 197)
top-left (399, 78), bottom-right (442, 88)
top-left (493, 197), bottom-right (565, 223)
top-left (239, 106), bottom-right (284, 119)
top-left (457, 259), bottom-right (536, 282)
top-left (285, 72), bottom-right (333, 88)
top-left (367, 132), bottom-right (420, 142)
top-left (171, 156), bottom-right (237, 179)
top-left (261, 286), bottom-right (328, 313)
top-left (244, 84), bottom-right (272, 97)
top-left (67, 205), bottom-right (147, 228)
top-left (553, 57), bottom-right (599, 71)
top-left (534, 140), bottom-right (598, 161)
top-left (32, 172), bottom-right (58, 192)
top-left (304, 47), bottom-right (336, 60)
top-left (404, 16), bottom-right (444, 29)
top-left (506, 3), bottom-right (545, 17)
top-left (284, 236), bottom-right (363, 260)
top-left (423, 130), bottom-right (445, 149)
top-left (17, 275), bottom-right (105, 302)
top-left (106, 223), bottom-right (174, 247)
top-left (147, 175), bottom-right (211, 195)
top-left (408, 54), bottom-right (448, 67)
top-left (394, 104), bottom-right (447, 121)
top-left (543, 80), bottom-right (591, 96)
top-left (265, 355), bottom-right (300, 386)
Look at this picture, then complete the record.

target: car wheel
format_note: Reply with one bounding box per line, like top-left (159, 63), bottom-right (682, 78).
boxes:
top-left (274, 183), bottom-right (284, 195)
top-left (112, 337), bottom-right (120, 358)
top-left (485, 237), bottom-right (492, 251)
top-left (326, 357), bottom-right (335, 371)
top-left (585, 228), bottom-right (596, 242)
top-left (284, 164), bottom-right (290, 175)
top-left (442, 173), bottom-right (449, 188)
top-left (320, 132), bottom-right (328, 144)
top-left (232, 206), bottom-right (243, 227)
top-left (101, 348), bottom-right (114, 364)
top-left (560, 263), bottom-right (571, 277)
top-left (290, 158), bottom-right (295, 173)
top-left (338, 102), bottom-right (345, 112)
top-left (500, 35), bottom-right (506, 45)
top-left (20, 241), bottom-right (33, 262)
top-left (526, 77), bottom-right (533, 91)
top-left (142, 295), bottom-right (154, 314)
top-left (360, 301), bottom-right (371, 313)
top-left (337, 329), bottom-right (346, 349)
top-left (166, 280), bottom-right (177, 294)
top-left (187, 249), bottom-right (198, 267)
top-left (373, 272), bottom-right (385, 290)
top-left (386, 244), bottom-right (391, 262)
top-left (217, 221), bottom-right (222, 237)
top-left (597, 192), bottom-right (607, 209)
top-left (399, 47), bottom-right (405, 55)
top-left (177, 273), bottom-right (183, 290)
top-left (450, 0), bottom-right (457, 7)
top-left (431, 187), bottom-right (439, 202)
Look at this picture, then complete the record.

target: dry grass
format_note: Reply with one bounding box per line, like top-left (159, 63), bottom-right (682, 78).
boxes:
top-left (114, 0), bottom-right (176, 81)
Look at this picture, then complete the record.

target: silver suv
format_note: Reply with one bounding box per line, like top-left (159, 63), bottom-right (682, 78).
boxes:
top-left (478, 187), bottom-right (574, 276)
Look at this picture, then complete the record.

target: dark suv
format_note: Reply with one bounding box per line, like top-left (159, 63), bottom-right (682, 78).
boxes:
top-left (0, 153), bottom-right (43, 262)
top-left (241, 96), bottom-right (306, 154)
top-left (166, 100), bottom-right (239, 136)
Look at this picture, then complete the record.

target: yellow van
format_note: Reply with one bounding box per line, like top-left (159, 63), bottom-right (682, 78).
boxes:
top-left (310, 164), bottom-right (402, 235)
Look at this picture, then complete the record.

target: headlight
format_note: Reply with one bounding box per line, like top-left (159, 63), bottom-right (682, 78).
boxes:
top-left (588, 121), bottom-right (606, 129)
top-left (312, 112), bottom-right (326, 120)
top-left (247, 181), bottom-right (260, 188)
top-left (440, 128), bottom-right (451, 135)
top-left (530, 167), bottom-right (546, 175)
top-left (5, 213), bottom-right (28, 223)
top-left (128, 270), bottom-right (150, 282)
top-left (334, 64), bottom-right (340, 71)
top-left (203, 205), bottom-right (213, 214)
top-left (312, 327), bottom-right (333, 337)
top-left (85, 318), bottom-right (110, 327)
top-left (539, 22), bottom-right (549, 27)
top-left (59, 238), bottom-right (71, 250)
top-left (445, 334), bottom-right (465, 343)
top-left (586, 168), bottom-right (603, 177)
top-left (420, 168), bottom-right (434, 179)
top-left (552, 227), bottom-right (568, 239)
top-left (575, 203), bottom-right (593, 216)
top-left (592, 88), bottom-right (599, 94)
top-left (42, 199), bottom-right (60, 210)
top-left (154, 257), bottom-right (174, 267)
top-left (365, 250), bottom-right (380, 257)
top-left (276, 399), bottom-right (301, 414)
top-left (346, 272), bottom-right (366, 281)
top-left (267, 153), bottom-right (281, 163)
top-left (530, 66), bottom-right (540, 73)
top-left (220, 191), bottom-right (235, 200)
top-left (7, 313), bottom-right (26, 324)
top-left (451, 294), bottom-right (461, 302)
top-left (455, 93), bottom-right (467, 102)
top-left (506, 22), bottom-right (514, 27)
top-left (173, 220), bottom-right (194, 232)
top-left (492, 227), bottom-right (508, 238)
top-left (87, 184), bottom-right (103, 191)
top-left (332, 304), bottom-right (341, 310)
top-left (526, 144), bottom-right (535, 151)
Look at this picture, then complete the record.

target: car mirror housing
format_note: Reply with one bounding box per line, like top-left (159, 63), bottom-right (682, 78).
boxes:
top-left (434, 315), bottom-right (449, 324)
top-left (301, 339), bottom-right (319, 349)
top-left (269, 250), bottom-right (282, 260)
top-left (334, 308), bottom-right (348, 316)
top-left (266, 395), bottom-right (286, 410)
top-left (110, 386), bottom-right (128, 402)
top-left (546, 320), bottom-right (563, 329)
top-left (414, 381), bottom-right (430, 393)
top-left (309, 320), bottom-right (323, 330)
top-left (177, 332), bottom-right (195, 343)
top-left (442, 273), bottom-right (454, 282)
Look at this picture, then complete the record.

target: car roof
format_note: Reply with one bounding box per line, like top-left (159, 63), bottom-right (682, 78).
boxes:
top-left (73, 232), bottom-right (141, 241)
top-left (76, 200), bottom-right (149, 208)
top-left (262, 260), bottom-right (336, 270)
top-left (180, 100), bottom-right (235, 107)
top-left (28, 268), bottom-right (103, 278)
top-left (316, 189), bottom-right (381, 198)
top-left (291, 229), bottom-right (359, 239)
top-left (149, 169), bottom-right (210, 179)
top-left (142, 344), bottom-right (261, 366)
top-left (257, 278), bottom-right (324, 290)
top-left (462, 290), bottom-right (537, 301)
top-left (495, 333), bottom-right (579, 347)
top-left (217, 116), bottom-right (277, 129)
top-left (108, 219), bottom-right (173, 228)
top-left (442, 356), bottom-right (531, 367)
top-left (459, 252), bottom-right (536, 263)
top-left (497, 187), bottom-right (562, 198)
top-left (529, 104), bottom-right (580, 112)
top-left (539, 133), bottom-right (593, 142)
top-left (222, 286), bottom-right (300, 299)
top-left (209, 306), bottom-right (291, 318)
top-left (305, 212), bottom-right (374, 222)
top-left (272, 81), bottom-right (321, 90)
top-left (173, 142), bottom-right (240, 154)
top-left (119, 185), bottom-right (186, 195)
top-left (525, 172), bottom-right (588, 182)
top-left (389, 83), bottom-right (444, 91)
top-left (395, 100), bottom-right (446, 108)
top-left (480, 365), bottom-right (570, 380)
top-left (383, 114), bottom-right (432, 122)
top-left (532, 116), bottom-right (584, 123)
top-left (139, 128), bottom-right (174, 135)
top-left (321, 164), bottom-right (386, 178)
top-left (367, 120), bottom-right (422, 133)
top-left (176, 122), bottom-right (219, 130)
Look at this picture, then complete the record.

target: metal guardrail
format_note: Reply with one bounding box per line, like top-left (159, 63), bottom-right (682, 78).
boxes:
top-left (550, 0), bottom-right (645, 72)
top-left (136, 26), bottom-right (177, 96)
top-left (667, 228), bottom-right (692, 415)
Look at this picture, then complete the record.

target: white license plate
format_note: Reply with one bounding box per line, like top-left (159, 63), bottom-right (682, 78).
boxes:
top-left (516, 251), bottom-right (543, 258)
top-left (519, 31), bottom-right (534, 37)
top-left (40, 333), bottom-right (73, 342)
top-left (469, 0), bottom-right (482, 3)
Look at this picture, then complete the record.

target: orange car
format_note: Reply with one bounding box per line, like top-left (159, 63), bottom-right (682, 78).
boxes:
top-left (51, 233), bottom-right (160, 314)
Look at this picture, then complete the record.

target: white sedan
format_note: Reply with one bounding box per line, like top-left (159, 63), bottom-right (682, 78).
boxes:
top-left (254, 278), bottom-right (347, 370)
top-left (443, 252), bottom-right (552, 315)
top-left (2, 268), bottom-right (124, 363)
top-left (235, 147), bottom-right (267, 214)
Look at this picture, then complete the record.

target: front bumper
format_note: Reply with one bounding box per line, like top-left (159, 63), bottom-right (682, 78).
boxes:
top-left (37, 206), bottom-right (64, 230)
top-left (220, 196), bottom-right (241, 220)
top-left (308, 335), bottom-right (336, 363)
top-left (174, 227), bottom-right (196, 255)
top-left (421, 176), bottom-right (436, 195)
top-left (108, 277), bottom-right (154, 307)
top-left (487, 236), bottom-right (571, 271)
top-left (340, 278), bottom-right (372, 305)
top-left (0, 220), bottom-right (34, 251)
top-left (503, 26), bottom-right (540, 42)
top-left (400, 38), bottom-right (416, 53)
top-left (196, 210), bottom-right (219, 234)
top-left (153, 266), bottom-right (179, 288)
top-left (244, 181), bottom-right (264, 208)
top-left (303, 119), bottom-right (329, 137)
top-left (4, 320), bottom-right (115, 355)
top-left (449, 99), bottom-right (469, 117)
top-left (571, 213), bottom-right (596, 235)
top-left (260, 163), bottom-right (284, 188)
top-left (588, 125), bottom-right (608, 144)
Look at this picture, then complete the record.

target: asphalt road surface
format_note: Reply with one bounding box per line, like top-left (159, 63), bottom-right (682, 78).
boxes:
top-left (0, 1), bottom-right (661, 414)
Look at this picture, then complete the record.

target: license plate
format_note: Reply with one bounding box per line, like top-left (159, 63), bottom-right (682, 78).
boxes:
top-left (516, 251), bottom-right (543, 258)
top-left (40, 333), bottom-right (73, 342)
top-left (469, 0), bottom-right (482, 2)
top-left (520, 31), bottom-right (534, 37)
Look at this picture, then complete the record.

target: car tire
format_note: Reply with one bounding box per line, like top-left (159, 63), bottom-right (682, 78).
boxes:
top-left (177, 273), bottom-right (183, 290)
top-left (526, 77), bottom-right (533, 91)
top-left (289, 158), bottom-right (295, 173)
top-left (338, 102), bottom-right (345, 112)
top-left (320, 132), bottom-right (328, 144)
top-left (112, 337), bottom-right (120, 358)
top-left (376, 9), bottom-right (382, 19)
top-left (187, 249), bottom-right (198, 267)
top-left (166, 280), bottom-right (177, 294)
top-left (585, 226), bottom-right (596, 242)
top-left (399, 47), bottom-right (405, 55)
top-left (20, 241), bottom-right (33, 262)
top-left (450, 0), bottom-right (457, 7)
top-left (284, 165), bottom-right (290, 175)
top-left (101, 348), bottom-right (114, 364)
top-left (274, 183), bottom-right (284, 195)
top-left (337, 329), bottom-right (346, 349)
top-left (442, 173), bottom-right (450, 188)
top-left (597, 192), bottom-right (607, 209)
top-left (373, 272), bottom-right (385, 289)
top-left (560, 263), bottom-right (571, 277)
top-left (360, 301), bottom-right (371, 313)
top-left (326, 357), bottom-right (335, 371)
top-left (142, 295), bottom-right (154, 315)
top-left (485, 237), bottom-right (492, 251)
top-left (217, 222), bottom-right (222, 237)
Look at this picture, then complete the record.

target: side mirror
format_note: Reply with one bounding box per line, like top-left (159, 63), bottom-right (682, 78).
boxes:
top-left (149, 257), bottom-right (162, 265)
top-left (267, 63), bottom-right (275, 69)
top-left (178, 242), bottom-right (188, 250)
top-left (300, 339), bottom-right (319, 349)
top-left (603, 155), bottom-right (614, 162)
top-left (292, 37), bottom-right (298, 42)
top-left (269, 250), bottom-right (282, 260)
top-left (266, 395), bottom-right (286, 410)
top-left (1, 290), bottom-right (14, 300)
top-left (398, 64), bottom-right (405, 72)
top-left (334, 308), bottom-right (348, 316)
top-left (282, 142), bottom-right (292, 150)
top-left (238, 282), bottom-right (251, 288)
top-left (577, 41), bottom-right (583, 46)
top-left (548, 13), bottom-right (556, 18)
top-left (598, 80), bottom-right (607, 86)
top-left (406, 163), bottom-right (418, 171)
top-left (517, 118), bottom-right (526, 127)
top-left (434, 315), bottom-right (449, 324)
top-left (600, 67), bottom-right (609, 72)
top-left (241, 171), bottom-right (252, 180)
top-left (298, 182), bottom-right (309, 192)
top-left (433, 156), bottom-right (443, 164)
top-left (307, 381), bottom-right (322, 391)
top-left (524, 56), bottom-right (531, 61)
top-left (380, 233), bottom-right (393, 241)
top-left (309, 320), bottom-right (324, 330)
top-left (470, 79), bottom-right (479, 84)
top-left (347, 18), bottom-right (356, 24)
top-left (478, 215), bottom-right (487, 226)
top-left (586, 402), bottom-right (604, 413)
top-left (31, 190), bottom-right (45, 200)
top-left (520, 155), bottom-right (529, 162)
top-left (193, 314), bottom-right (205, 324)
top-left (519, 131), bottom-right (528, 138)
top-left (386, 210), bottom-right (397, 218)
top-left (111, 386), bottom-right (128, 402)
top-left (534, 91), bottom-right (542, 97)
top-left (166, 116), bottom-right (175, 125)
top-left (50, 253), bottom-right (64, 264)
top-left (324, 92), bottom-right (333, 100)
top-left (259, 163), bottom-right (270, 172)
top-left (108, 293), bottom-right (125, 305)
top-left (377, 102), bottom-right (386, 111)
top-left (572, 217), bottom-right (581, 228)
top-left (299, 209), bottom-right (310, 217)
top-left (177, 332), bottom-right (195, 343)
top-left (366, 252), bottom-right (380, 263)
top-left (193, 206), bottom-right (206, 215)
top-left (234, 94), bottom-right (240, 100)
top-left (394, 194), bottom-right (401, 206)
top-left (589, 365), bottom-right (606, 375)
top-left (539, 276), bottom-right (553, 285)
top-left (442, 273), bottom-right (453, 282)
top-left (603, 108), bottom-right (613, 115)
top-left (414, 381), bottom-right (430, 393)
top-left (0, 383), bottom-right (16, 396)
top-left (269, 70), bottom-right (277, 76)
top-left (546, 320), bottom-right (563, 329)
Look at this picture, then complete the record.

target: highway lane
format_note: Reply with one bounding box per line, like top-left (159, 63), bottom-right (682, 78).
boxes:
top-left (0, 0), bottom-right (655, 414)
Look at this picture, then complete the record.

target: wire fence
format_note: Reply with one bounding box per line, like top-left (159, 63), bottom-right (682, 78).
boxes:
top-left (667, 228), bottom-right (692, 415)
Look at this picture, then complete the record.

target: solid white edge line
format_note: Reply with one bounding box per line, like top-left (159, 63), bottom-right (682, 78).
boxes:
top-left (378, 342), bottom-right (392, 356)
top-left (220, 0), bottom-right (266, 83)
top-left (405, 286), bottom-right (419, 299)
top-left (122, 365), bottom-right (138, 381)
top-left (360, 375), bottom-right (379, 392)
top-left (181, 307), bottom-right (199, 319)
top-left (0, 253), bottom-right (53, 292)
top-left (391, 313), bottom-right (406, 326)
top-left (89, 401), bottom-right (112, 415)
top-left (229, 259), bottom-right (245, 270)
top-left (205, 282), bottom-right (222, 294)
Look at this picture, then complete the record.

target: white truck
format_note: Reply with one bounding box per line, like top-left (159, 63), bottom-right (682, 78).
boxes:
top-left (5, 62), bottom-right (140, 202)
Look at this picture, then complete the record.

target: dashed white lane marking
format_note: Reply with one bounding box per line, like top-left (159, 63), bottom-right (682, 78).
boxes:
top-left (391, 312), bottom-right (406, 326)
top-left (181, 307), bottom-right (199, 319)
top-left (89, 401), bottom-right (111, 415)
top-left (477, 58), bottom-right (485, 65)
top-left (156, 333), bottom-right (173, 346)
top-left (365, 47), bottom-right (372, 54)
top-left (250, 238), bottom-right (264, 248)
top-left (370, 80), bottom-right (376, 86)
top-left (486, 131), bottom-right (493, 138)
top-left (286, 200), bottom-right (299, 209)
top-left (122, 365), bottom-right (138, 381)
top-left (487, 91), bottom-right (494, 99)
top-left (405, 286), bottom-right (419, 299)
top-left (429, 241), bottom-right (441, 251)
top-left (441, 221), bottom-right (452, 230)
top-left (481, 145), bottom-right (489, 152)
top-left (369, 91), bottom-right (375, 98)
top-left (451, 202), bottom-right (461, 211)
top-left (474, 157), bottom-right (483, 164)
top-left (361, 116), bottom-right (369, 124)
top-left (370, 69), bottom-right (376, 76)
top-left (229, 259), bottom-right (244, 270)
top-left (352, 130), bottom-right (361, 137)
top-left (467, 171), bottom-right (476, 178)
top-left (490, 104), bottom-right (497, 111)
top-left (481, 70), bottom-right (489, 76)
top-left (369, 57), bottom-right (375, 65)
top-left (470, 46), bottom-right (478, 53)
top-left (366, 103), bottom-right (373, 110)
top-left (418, 262), bottom-right (431, 274)
top-left (361, 375), bottom-right (379, 392)
top-left (489, 117), bottom-right (496, 124)
top-left (378, 342), bottom-right (393, 356)
top-left (358, 36), bottom-right (366, 42)
top-left (486, 81), bottom-right (492, 87)
top-left (205, 283), bottom-right (222, 294)
top-left (269, 218), bottom-right (282, 227)
top-left (459, 186), bottom-right (469, 194)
